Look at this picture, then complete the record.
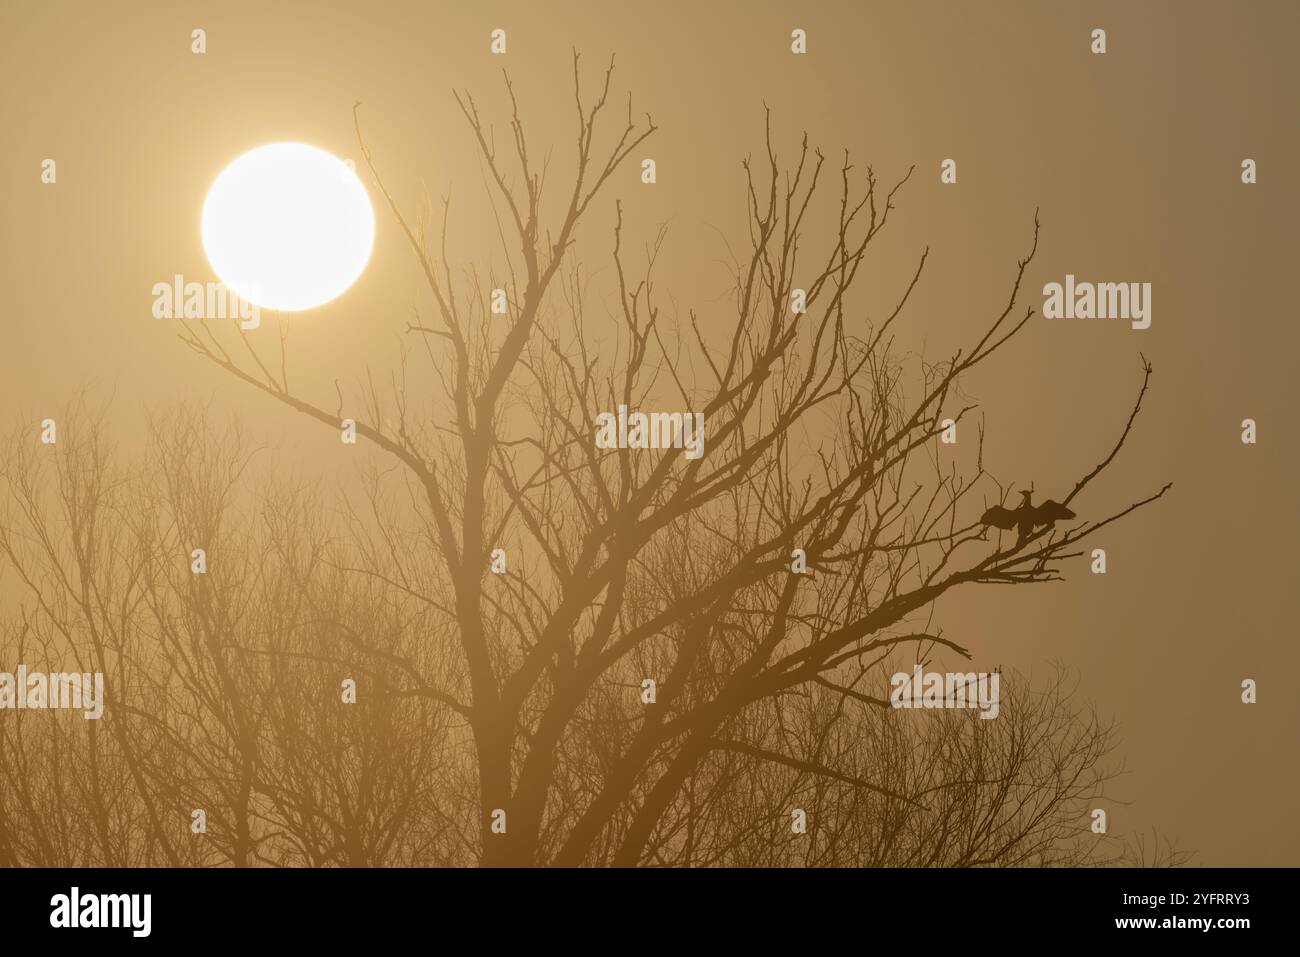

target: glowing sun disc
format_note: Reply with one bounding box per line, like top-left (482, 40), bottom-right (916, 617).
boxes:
top-left (201, 143), bottom-right (375, 312)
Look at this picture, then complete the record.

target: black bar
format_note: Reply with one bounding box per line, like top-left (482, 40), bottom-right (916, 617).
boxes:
top-left (0, 866), bottom-right (1281, 944)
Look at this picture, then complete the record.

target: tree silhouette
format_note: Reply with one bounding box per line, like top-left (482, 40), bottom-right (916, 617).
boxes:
top-left (0, 57), bottom-right (1172, 868)
top-left (0, 404), bottom-right (460, 866)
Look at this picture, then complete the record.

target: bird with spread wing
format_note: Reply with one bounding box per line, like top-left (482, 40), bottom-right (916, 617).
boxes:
top-left (981, 488), bottom-right (1076, 545)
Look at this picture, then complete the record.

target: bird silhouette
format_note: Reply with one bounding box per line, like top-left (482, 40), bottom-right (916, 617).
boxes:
top-left (980, 488), bottom-right (1076, 545)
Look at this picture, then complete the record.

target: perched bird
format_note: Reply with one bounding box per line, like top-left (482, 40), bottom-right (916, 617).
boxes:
top-left (980, 489), bottom-right (1076, 545)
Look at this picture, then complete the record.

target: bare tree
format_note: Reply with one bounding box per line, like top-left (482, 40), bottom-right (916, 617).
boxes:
top-left (1, 57), bottom-right (1172, 868)
top-left (179, 56), bottom-right (1171, 867)
top-left (0, 402), bottom-right (460, 867)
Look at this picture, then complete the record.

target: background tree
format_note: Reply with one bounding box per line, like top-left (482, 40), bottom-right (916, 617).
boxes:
top-left (0, 403), bottom-right (459, 866)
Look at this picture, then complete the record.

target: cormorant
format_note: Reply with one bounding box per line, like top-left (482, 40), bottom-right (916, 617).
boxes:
top-left (979, 489), bottom-right (1076, 544)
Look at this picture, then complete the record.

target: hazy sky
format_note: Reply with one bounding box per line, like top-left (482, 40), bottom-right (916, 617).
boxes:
top-left (2, 0), bottom-right (1296, 864)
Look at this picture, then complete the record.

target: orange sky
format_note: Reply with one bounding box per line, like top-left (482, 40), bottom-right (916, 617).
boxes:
top-left (2, 0), bottom-right (1296, 864)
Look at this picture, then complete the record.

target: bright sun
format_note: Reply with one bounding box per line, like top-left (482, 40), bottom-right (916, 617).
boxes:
top-left (201, 143), bottom-right (375, 312)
